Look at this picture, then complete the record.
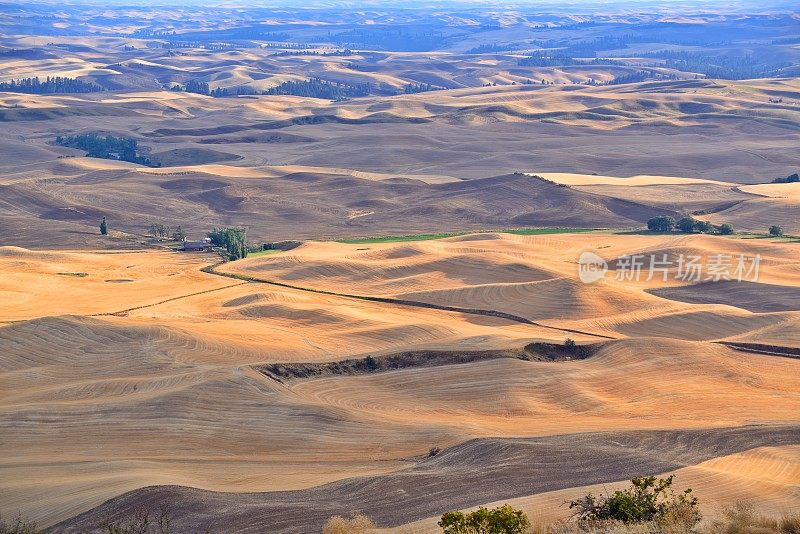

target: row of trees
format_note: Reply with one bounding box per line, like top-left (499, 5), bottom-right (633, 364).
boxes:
top-left (174, 77), bottom-right (373, 99)
top-left (608, 71), bottom-right (679, 85)
top-left (648, 216), bottom-right (787, 238)
top-left (0, 76), bottom-right (104, 94)
top-left (265, 78), bottom-right (371, 99)
top-left (647, 215), bottom-right (732, 235)
top-left (149, 223), bottom-right (186, 242)
top-left (171, 79), bottom-right (259, 97)
top-left (271, 49), bottom-right (353, 57)
top-left (404, 83), bottom-right (441, 94)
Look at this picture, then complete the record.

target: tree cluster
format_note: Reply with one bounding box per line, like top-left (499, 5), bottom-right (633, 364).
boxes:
top-left (465, 43), bottom-right (517, 54)
top-left (676, 215), bottom-right (715, 234)
top-left (56, 133), bottom-right (153, 166)
top-left (647, 215), bottom-right (731, 235)
top-left (769, 225), bottom-right (784, 237)
top-left (518, 52), bottom-right (582, 67)
top-left (149, 223), bottom-right (175, 239)
top-left (404, 83), bottom-right (441, 94)
top-left (772, 173), bottom-right (799, 184)
top-left (0, 76), bottom-right (104, 94)
top-left (607, 71), bottom-right (678, 85)
top-left (642, 50), bottom-right (791, 80)
top-left (184, 79), bottom-right (210, 95)
top-left (208, 227), bottom-right (248, 260)
top-left (177, 77), bottom-right (375, 99)
top-left (265, 78), bottom-right (371, 99)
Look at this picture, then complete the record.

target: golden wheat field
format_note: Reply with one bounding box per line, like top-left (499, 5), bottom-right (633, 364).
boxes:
top-left (2, 231), bottom-right (800, 532)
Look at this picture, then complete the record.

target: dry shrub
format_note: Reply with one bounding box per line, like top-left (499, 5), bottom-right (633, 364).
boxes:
top-left (0, 513), bottom-right (39, 534)
top-left (323, 512), bottom-right (376, 534)
top-left (701, 503), bottom-right (800, 534)
top-left (781, 516), bottom-right (800, 534)
top-left (659, 500), bottom-right (704, 533)
top-left (540, 507), bottom-right (800, 534)
top-left (548, 519), bottom-right (680, 533)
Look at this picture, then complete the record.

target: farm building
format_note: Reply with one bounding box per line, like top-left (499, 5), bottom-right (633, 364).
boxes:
top-left (178, 237), bottom-right (214, 252)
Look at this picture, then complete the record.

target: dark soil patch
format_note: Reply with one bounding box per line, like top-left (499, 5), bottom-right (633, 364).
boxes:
top-left (258, 341), bottom-right (603, 382)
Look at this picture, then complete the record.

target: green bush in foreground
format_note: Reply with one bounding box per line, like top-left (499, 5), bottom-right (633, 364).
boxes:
top-left (769, 225), bottom-right (784, 237)
top-left (439, 504), bottom-right (531, 534)
top-left (569, 475), bottom-right (700, 528)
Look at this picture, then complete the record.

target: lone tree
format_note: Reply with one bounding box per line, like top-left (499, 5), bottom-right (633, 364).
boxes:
top-left (99, 216), bottom-right (108, 235)
top-left (439, 505), bottom-right (530, 534)
top-left (647, 216), bottom-right (676, 233)
top-left (769, 225), bottom-right (784, 237)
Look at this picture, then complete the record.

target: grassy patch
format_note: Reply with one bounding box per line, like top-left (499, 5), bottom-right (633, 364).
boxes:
top-left (616, 230), bottom-right (800, 242)
top-left (730, 232), bottom-right (799, 241)
top-left (247, 249), bottom-right (282, 258)
top-left (337, 227), bottom-right (600, 244)
top-left (505, 227), bottom-right (598, 236)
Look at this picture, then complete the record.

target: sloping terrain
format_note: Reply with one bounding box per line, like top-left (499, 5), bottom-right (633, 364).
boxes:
top-left (0, 165), bottom-right (682, 247)
top-left (649, 280), bottom-right (800, 313)
top-left (220, 232), bottom-right (800, 341)
top-left (2, 5), bottom-right (800, 531)
top-left (398, 445), bottom-right (800, 532)
top-left (2, 78), bottom-right (798, 247)
top-left (54, 425), bottom-right (800, 533)
top-left (2, 233), bottom-right (800, 529)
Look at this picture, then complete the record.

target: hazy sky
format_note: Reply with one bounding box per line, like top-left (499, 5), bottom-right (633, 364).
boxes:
top-left (20, 0), bottom-right (799, 7)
